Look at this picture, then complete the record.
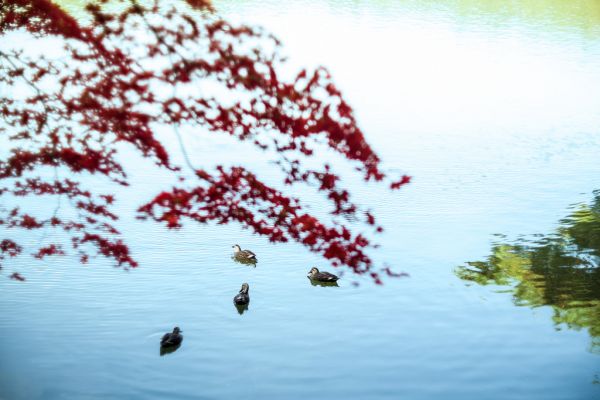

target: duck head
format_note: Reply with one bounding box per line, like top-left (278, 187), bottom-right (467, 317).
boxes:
top-left (232, 244), bottom-right (241, 253)
top-left (240, 283), bottom-right (249, 294)
top-left (308, 267), bottom-right (319, 278)
top-left (173, 327), bottom-right (182, 334)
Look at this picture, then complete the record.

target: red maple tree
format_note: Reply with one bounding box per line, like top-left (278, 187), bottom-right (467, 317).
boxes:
top-left (0, 0), bottom-right (410, 283)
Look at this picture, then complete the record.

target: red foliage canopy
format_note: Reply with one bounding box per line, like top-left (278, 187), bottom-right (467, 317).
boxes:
top-left (0, 0), bottom-right (410, 283)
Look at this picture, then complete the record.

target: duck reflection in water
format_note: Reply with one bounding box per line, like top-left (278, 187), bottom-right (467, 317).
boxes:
top-left (309, 279), bottom-right (339, 287)
top-left (231, 255), bottom-right (257, 267)
top-left (160, 343), bottom-right (181, 356)
top-left (234, 303), bottom-right (249, 315)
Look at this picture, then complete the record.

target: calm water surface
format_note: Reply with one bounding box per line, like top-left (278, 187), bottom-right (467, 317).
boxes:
top-left (1, 1), bottom-right (600, 399)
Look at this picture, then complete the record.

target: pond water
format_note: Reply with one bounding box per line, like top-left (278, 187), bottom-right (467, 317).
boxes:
top-left (1, 1), bottom-right (600, 399)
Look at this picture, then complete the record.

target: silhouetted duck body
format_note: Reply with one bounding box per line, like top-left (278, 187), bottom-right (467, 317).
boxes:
top-left (161, 327), bottom-right (183, 347)
top-left (233, 283), bottom-right (250, 305)
top-left (307, 267), bottom-right (339, 283)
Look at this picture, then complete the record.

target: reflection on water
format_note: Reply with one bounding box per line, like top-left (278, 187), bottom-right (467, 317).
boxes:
top-left (234, 303), bottom-right (249, 315)
top-left (160, 343), bottom-right (181, 356)
top-left (2, 0), bottom-right (600, 399)
top-left (309, 279), bottom-right (339, 288)
top-left (456, 190), bottom-right (600, 352)
top-left (231, 256), bottom-right (257, 267)
top-left (214, 0), bottom-right (600, 40)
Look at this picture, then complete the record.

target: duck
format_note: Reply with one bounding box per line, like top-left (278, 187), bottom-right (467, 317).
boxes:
top-left (232, 244), bottom-right (257, 262)
top-left (307, 267), bottom-right (339, 283)
top-left (160, 327), bottom-right (183, 348)
top-left (233, 283), bottom-right (250, 305)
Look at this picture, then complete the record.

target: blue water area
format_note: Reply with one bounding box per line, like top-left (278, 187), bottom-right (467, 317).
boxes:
top-left (1, 1), bottom-right (600, 399)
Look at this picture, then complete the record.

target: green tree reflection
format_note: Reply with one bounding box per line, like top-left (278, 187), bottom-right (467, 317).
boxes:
top-left (456, 190), bottom-right (600, 352)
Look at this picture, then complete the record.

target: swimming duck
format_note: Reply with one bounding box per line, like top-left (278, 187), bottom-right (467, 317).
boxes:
top-left (232, 244), bottom-right (257, 262)
top-left (307, 267), bottom-right (339, 283)
top-left (233, 283), bottom-right (250, 305)
top-left (161, 327), bottom-right (183, 347)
